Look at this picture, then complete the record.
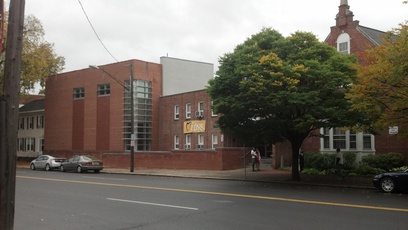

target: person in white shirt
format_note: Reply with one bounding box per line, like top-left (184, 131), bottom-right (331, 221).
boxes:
top-left (251, 147), bottom-right (257, 172)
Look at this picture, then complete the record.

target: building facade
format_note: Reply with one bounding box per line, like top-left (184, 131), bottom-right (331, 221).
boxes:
top-left (45, 59), bottom-right (162, 153)
top-left (299, 0), bottom-right (408, 166)
top-left (18, 99), bottom-right (45, 157)
top-left (159, 89), bottom-right (242, 151)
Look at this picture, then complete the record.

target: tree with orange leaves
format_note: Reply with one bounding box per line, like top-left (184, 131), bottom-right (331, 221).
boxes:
top-left (347, 23), bottom-right (408, 136)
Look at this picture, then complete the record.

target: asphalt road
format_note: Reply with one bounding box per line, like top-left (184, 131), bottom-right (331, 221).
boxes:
top-left (15, 169), bottom-right (407, 230)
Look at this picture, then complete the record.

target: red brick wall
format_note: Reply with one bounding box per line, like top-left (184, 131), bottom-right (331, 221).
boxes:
top-left (72, 99), bottom-right (84, 150)
top-left (45, 60), bottom-right (162, 153)
top-left (45, 147), bottom-right (247, 170)
top-left (159, 90), bottom-right (239, 151)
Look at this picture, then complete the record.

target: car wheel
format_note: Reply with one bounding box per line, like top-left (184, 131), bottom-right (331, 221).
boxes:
top-left (380, 177), bottom-right (396, 193)
top-left (77, 166), bottom-right (82, 173)
top-left (45, 164), bottom-right (51, 171)
top-left (94, 170), bottom-right (100, 173)
top-left (60, 165), bottom-right (65, 172)
top-left (30, 163), bottom-right (36, 170)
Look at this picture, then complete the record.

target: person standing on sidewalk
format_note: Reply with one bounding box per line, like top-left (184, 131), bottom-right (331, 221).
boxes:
top-left (335, 148), bottom-right (344, 179)
top-left (251, 147), bottom-right (257, 171)
top-left (256, 148), bottom-right (261, 171)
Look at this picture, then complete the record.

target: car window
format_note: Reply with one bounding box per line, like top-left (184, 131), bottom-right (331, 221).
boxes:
top-left (82, 156), bottom-right (93, 161)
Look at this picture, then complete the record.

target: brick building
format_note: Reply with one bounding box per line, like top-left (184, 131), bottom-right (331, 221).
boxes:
top-left (159, 89), bottom-right (242, 151)
top-left (298, 0), bottom-right (408, 167)
top-left (45, 59), bottom-right (162, 153)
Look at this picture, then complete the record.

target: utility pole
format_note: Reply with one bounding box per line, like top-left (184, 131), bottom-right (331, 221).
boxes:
top-left (0, 1), bottom-right (25, 229)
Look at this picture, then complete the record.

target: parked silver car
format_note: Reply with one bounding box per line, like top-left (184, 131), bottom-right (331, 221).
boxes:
top-left (60, 155), bottom-right (103, 173)
top-left (30, 155), bottom-right (66, 171)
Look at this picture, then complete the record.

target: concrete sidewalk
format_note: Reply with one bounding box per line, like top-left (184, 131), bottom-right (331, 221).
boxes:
top-left (103, 167), bottom-right (374, 190)
top-left (17, 161), bottom-right (374, 190)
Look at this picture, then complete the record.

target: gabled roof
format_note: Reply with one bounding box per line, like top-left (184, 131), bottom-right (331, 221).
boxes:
top-left (357, 25), bottom-right (386, 46)
top-left (19, 94), bottom-right (45, 105)
top-left (19, 99), bottom-right (45, 113)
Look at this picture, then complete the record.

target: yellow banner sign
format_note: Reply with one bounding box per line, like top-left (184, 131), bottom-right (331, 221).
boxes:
top-left (184, 120), bottom-right (206, 133)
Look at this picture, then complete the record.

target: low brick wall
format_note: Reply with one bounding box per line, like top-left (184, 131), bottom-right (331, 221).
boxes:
top-left (45, 147), bottom-right (250, 171)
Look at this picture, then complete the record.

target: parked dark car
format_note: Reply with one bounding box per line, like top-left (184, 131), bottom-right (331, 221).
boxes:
top-left (60, 155), bottom-right (103, 173)
top-left (372, 169), bottom-right (408, 193)
top-left (30, 155), bottom-right (66, 171)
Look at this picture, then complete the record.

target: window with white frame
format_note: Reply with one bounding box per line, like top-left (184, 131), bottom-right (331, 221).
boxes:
top-left (174, 105), bottom-right (180, 120)
top-left (25, 138), bottom-right (36, 151)
top-left (198, 101), bottom-right (204, 113)
top-left (333, 128), bottom-right (346, 149)
top-left (185, 134), bottom-right (191, 149)
top-left (37, 115), bottom-right (44, 129)
top-left (18, 138), bottom-right (25, 151)
top-left (18, 117), bottom-right (24, 130)
top-left (211, 101), bottom-right (217, 117)
top-left (337, 33), bottom-right (350, 55)
top-left (186, 103), bottom-right (191, 119)
top-left (212, 134), bottom-right (218, 149)
top-left (174, 135), bottom-right (180, 149)
top-left (363, 132), bottom-right (372, 149)
top-left (27, 117), bottom-right (34, 129)
top-left (320, 128), bottom-right (374, 151)
top-left (198, 134), bottom-right (204, 149)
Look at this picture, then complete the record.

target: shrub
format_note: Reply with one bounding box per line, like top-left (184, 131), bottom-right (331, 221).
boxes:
top-left (343, 152), bottom-right (357, 170)
top-left (301, 168), bottom-right (321, 175)
top-left (304, 152), bottom-right (335, 171)
top-left (350, 164), bottom-right (385, 175)
top-left (391, 166), bottom-right (408, 172)
top-left (361, 152), bottom-right (404, 171)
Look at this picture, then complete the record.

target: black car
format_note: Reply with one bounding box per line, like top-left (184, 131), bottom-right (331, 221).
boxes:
top-left (60, 155), bottom-right (103, 173)
top-left (372, 169), bottom-right (408, 193)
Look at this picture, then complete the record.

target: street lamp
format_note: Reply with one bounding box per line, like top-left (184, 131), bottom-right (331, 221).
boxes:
top-left (89, 63), bottom-right (135, 172)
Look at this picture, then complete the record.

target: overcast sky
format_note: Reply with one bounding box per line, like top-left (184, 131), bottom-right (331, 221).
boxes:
top-left (19, 0), bottom-right (408, 73)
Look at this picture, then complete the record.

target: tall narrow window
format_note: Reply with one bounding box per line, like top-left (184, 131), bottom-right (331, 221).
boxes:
top-left (198, 134), bottom-right (204, 149)
top-left (186, 103), bottom-right (191, 119)
top-left (28, 117), bottom-right (34, 129)
top-left (19, 117), bottom-right (24, 130)
top-left (198, 101), bottom-right (204, 112)
top-left (174, 135), bottom-right (180, 149)
top-left (37, 115), bottom-right (44, 129)
top-left (337, 33), bottom-right (350, 55)
top-left (363, 132), bottom-right (372, 149)
top-left (333, 128), bottom-right (346, 149)
top-left (349, 131), bottom-right (357, 149)
top-left (185, 134), bottom-right (191, 149)
top-left (174, 105), bottom-right (180, 120)
top-left (211, 101), bottom-right (217, 117)
top-left (212, 134), bottom-right (218, 149)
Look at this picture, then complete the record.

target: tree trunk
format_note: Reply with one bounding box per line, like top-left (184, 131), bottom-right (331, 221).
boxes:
top-left (290, 140), bottom-right (302, 181)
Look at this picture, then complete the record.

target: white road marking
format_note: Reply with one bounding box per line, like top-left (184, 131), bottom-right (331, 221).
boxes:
top-left (107, 198), bottom-right (199, 211)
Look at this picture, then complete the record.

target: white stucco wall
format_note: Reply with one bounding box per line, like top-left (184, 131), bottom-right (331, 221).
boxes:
top-left (161, 57), bottom-right (214, 96)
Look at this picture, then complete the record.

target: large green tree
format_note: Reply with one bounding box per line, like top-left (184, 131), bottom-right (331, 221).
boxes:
top-left (207, 28), bottom-right (365, 180)
top-left (0, 14), bottom-right (65, 94)
top-left (347, 23), bottom-right (408, 136)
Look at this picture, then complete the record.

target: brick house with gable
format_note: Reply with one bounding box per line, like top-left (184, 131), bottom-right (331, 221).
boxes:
top-left (296, 0), bottom-right (408, 167)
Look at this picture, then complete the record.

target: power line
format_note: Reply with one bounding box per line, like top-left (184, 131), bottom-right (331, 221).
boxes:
top-left (77, 0), bottom-right (118, 62)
